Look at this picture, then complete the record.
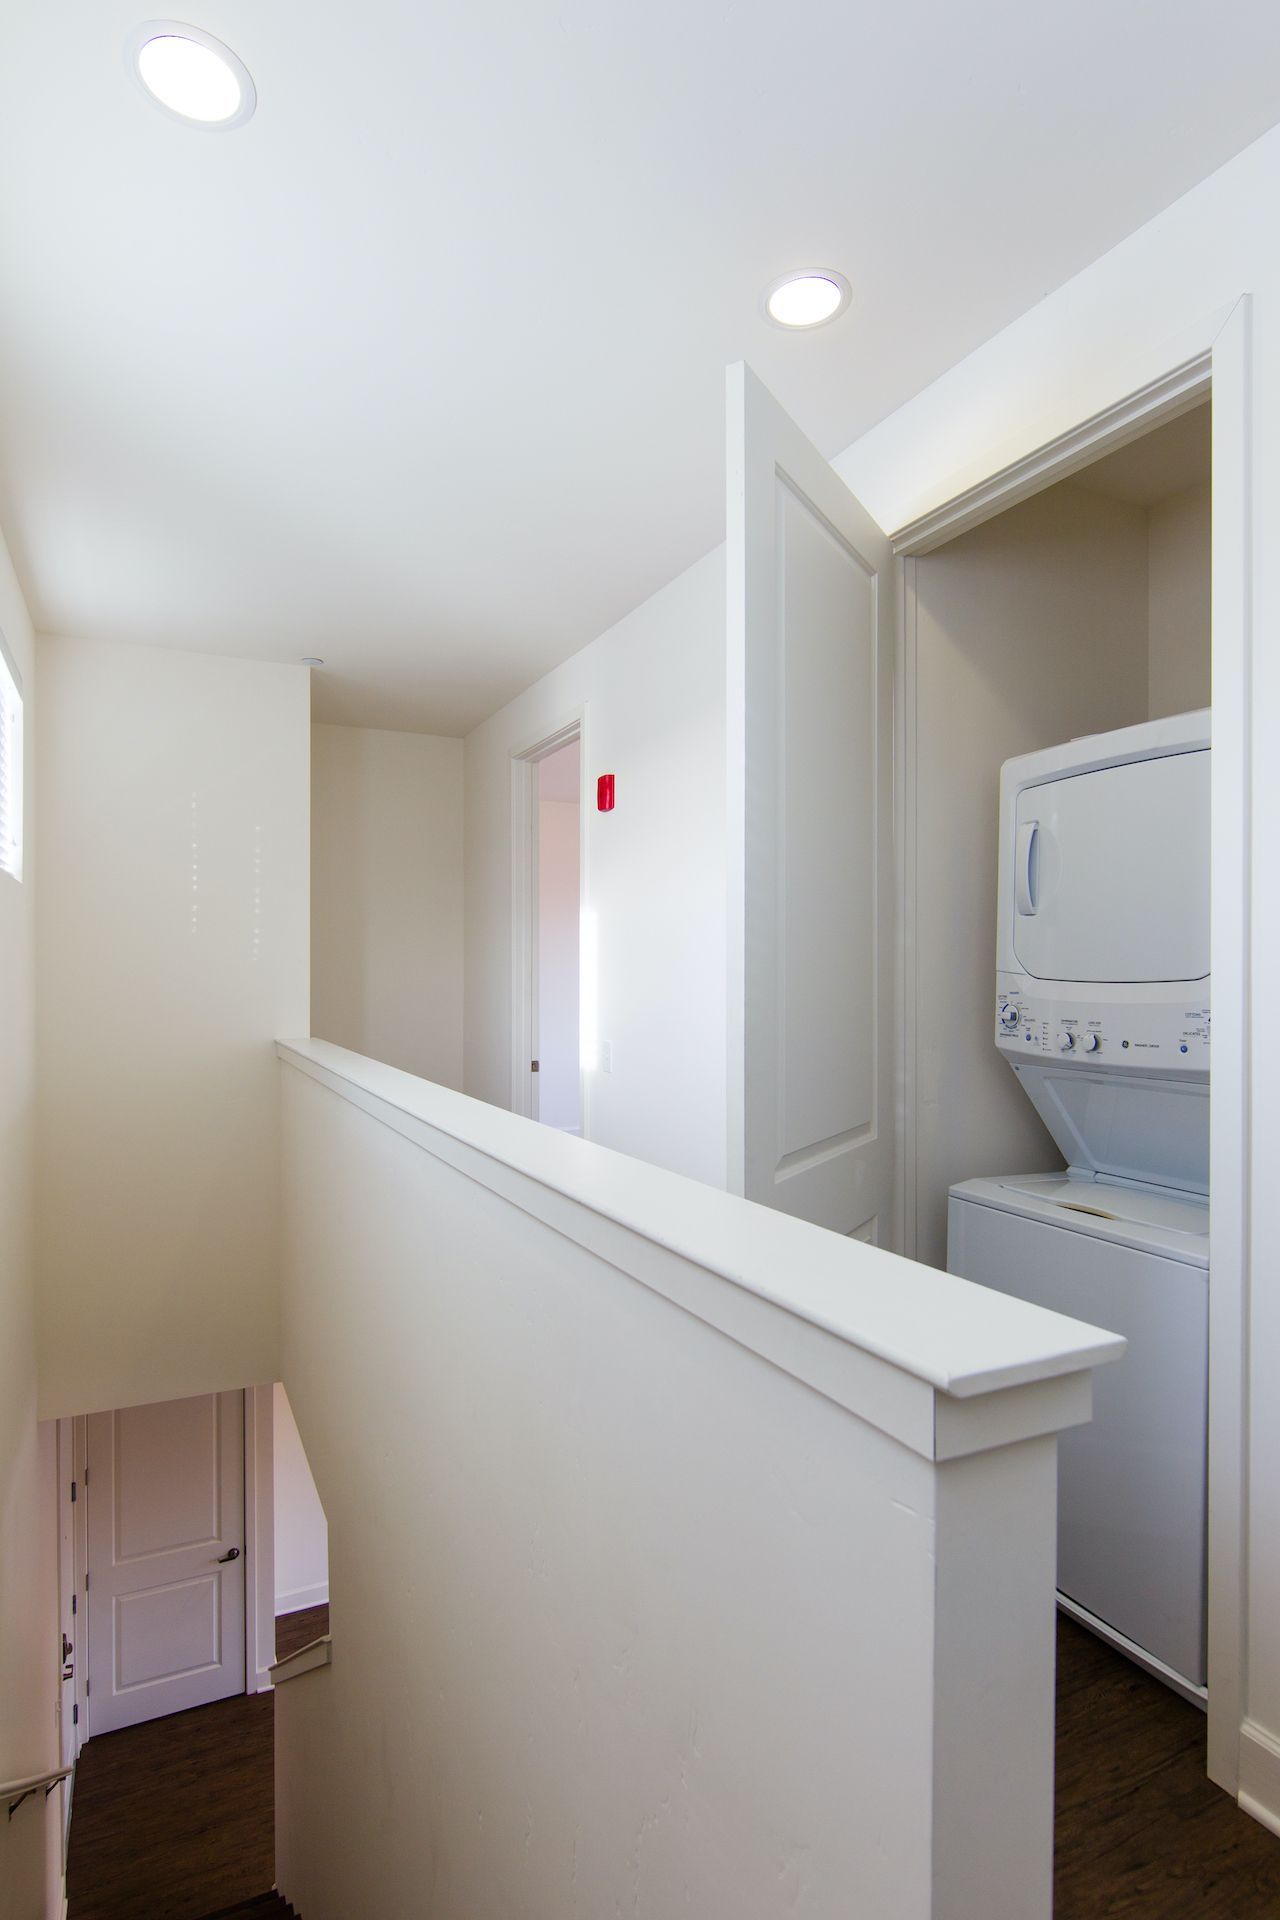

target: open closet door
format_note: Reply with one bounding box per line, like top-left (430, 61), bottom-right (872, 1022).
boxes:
top-left (727, 363), bottom-right (896, 1243)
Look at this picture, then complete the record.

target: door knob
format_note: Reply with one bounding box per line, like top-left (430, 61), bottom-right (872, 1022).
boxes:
top-left (217, 1547), bottom-right (241, 1563)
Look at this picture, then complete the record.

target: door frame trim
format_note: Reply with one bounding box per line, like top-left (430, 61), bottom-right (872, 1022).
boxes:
top-left (509, 710), bottom-right (589, 1133)
top-left (892, 307), bottom-right (1246, 1797)
top-left (244, 1384), bottom-right (275, 1692)
top-left (891, 350), bottom-right (1213, 556)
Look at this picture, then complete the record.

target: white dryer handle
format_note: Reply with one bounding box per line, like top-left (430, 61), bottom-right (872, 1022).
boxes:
top-left (1015, 820), bottom-right (1039, 916)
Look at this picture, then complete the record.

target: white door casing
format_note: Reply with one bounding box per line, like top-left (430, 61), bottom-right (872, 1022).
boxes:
top-left (509, 713), bottom-right (587, 1131)
top-left (86, 1391), bottom-right (246, 1734)
top-left (727, 362), bottom-right (897, 1243)
top-left (55, 1417), bottom-right (80, 1856)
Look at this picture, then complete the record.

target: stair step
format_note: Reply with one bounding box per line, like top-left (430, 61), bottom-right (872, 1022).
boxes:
top-left (195, 1894), bottom-right (296, 1918)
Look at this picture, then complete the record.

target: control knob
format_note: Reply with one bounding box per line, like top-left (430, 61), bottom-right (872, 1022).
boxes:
top-left (998, 1002), bottom-right (1019, 1030)
top-left (1082, 1033), bottom-right (1101, 1054)
top-left (1057, 1030), bottom-right (1076, 1053)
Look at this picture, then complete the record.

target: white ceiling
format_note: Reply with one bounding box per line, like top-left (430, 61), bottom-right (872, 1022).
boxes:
top-left (1, 3), bottom-right (1278, 735)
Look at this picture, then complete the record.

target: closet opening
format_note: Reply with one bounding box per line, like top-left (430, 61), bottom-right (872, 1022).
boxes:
top-left (900, 394), bottom-right (1223, 1898)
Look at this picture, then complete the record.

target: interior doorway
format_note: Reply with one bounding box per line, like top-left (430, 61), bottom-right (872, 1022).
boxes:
top-left (511, 718), bottom-right (586, 1134)
top-left (83, 1391), bottom-right (248, 1735)
top-left (886, 330), bottom-right (1247, 1816)
top-left (727, 313), bottom-right (1247, 1809)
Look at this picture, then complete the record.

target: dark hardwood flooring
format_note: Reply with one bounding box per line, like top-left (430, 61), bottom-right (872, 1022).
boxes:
top-left (65, 1603), bottom-right (1280, 1917)
top-left (272, 1605), bottom-right (329, 1664)
top-left (66, 1690), bottom-right (274, 1919)
top-left (1055, 1612), bottom-right (1280, 1917)
top-left (66, 1609), bottom-right (326, 1920)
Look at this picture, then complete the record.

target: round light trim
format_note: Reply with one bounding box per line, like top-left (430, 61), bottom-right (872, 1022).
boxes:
top-left (301, 657), bottom-right (324, 667)
top-left (127, 22), bottom-right (256, 129)
top-left (763, 270), bottom-right (851, 330)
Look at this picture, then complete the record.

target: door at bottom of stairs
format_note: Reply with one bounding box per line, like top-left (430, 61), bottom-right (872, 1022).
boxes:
top-left (86, 1390), bottom-right (246, 1734)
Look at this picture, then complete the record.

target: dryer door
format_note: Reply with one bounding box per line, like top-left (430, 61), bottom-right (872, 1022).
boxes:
top-left (1012, 749), bottom-right (1209, 983)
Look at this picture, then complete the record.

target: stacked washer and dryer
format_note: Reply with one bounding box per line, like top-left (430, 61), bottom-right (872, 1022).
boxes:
top-left (948, 709), bottom-right (1210, 1703)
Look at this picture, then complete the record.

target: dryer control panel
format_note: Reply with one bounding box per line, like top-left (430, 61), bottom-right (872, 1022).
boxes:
top-left (994, 985), bottom-right (1210, 1071)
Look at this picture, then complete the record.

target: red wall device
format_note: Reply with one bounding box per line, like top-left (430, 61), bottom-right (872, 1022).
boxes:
top-left (597, 773), bottom-right (615, 812)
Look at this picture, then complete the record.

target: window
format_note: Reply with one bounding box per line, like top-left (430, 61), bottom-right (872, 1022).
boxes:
top-left (0, 631), bottom-right (23, 882)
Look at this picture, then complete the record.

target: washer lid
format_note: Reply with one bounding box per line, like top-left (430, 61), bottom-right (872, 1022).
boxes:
top-left (1011, 1061), bottom-right (1209, 1195)
top-left (952, 1171), bottom-right (1209, 1265)
top-left (997, 1174), bottom-right (1208, 1235)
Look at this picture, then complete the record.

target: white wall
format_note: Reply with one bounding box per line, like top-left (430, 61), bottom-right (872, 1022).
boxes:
top-left (273, 1382), bottom-right (328, 1614)
top-left (536, 788), bottom-right (581, 1131)
top-left (0, 535), bottom-right (62, 1917)
top-left (832, 121), bottom-right (1280, 1819)
top-left (465, 549), bottom-right (726, 1189)
top-left (274, 1042), bottom-right (1105, 1920)
top-left (312, 724), bottom-right (464, 1088)
top-left (908, 483), bottom-right (1151, 1265)
top-left (1148, 482), bottom-right (1212, 719)
top-left (35, 637), bottom-right (310, 1419)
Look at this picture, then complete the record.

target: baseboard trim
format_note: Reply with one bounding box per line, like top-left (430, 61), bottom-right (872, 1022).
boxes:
top-left (275, 1583), bottom-right (329, 1613)
top-left (269, 1634), bottom-right (332, 1685)
top-left (1239, 1719), bottom-right (1280, 1838)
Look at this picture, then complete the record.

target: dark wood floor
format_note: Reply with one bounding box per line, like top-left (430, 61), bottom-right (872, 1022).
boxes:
top-left (272, 1604), bottom-right (329, 1664)
top-left (67, 1604), bottom-right (1280, 1917)
top-left (1055, 1613), bottom-right (1280, 1917)
top-left (66, 1609), bottom-right (327, 1920)
top-left (66, 1690), bottom-right (274, 1919)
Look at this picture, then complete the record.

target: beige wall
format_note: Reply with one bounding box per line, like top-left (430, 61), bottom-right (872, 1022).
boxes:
top-left (465, 550), bottom-right (727, 1189)
top-left (909, 483), bottom-right (1151, 1267)
top-left (312, 724), bottom-right (464, 1089)
top-left (274, 1051), bottom-right (1071, 1920)
top-left (35, 637), bottom-right (310, 1419)
top-left (0, 535), bottom-right (61, 1915)
top-left (1149, 481), bottom-right (1212, 719)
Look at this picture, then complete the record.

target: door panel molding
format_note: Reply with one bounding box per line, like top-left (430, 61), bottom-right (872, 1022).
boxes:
top-left (509, 710), bottom-right (588, 1133)
top-left (85, 1390), bottom-right (246, 1734)
top-left (726, 361), bottom-right (897, 1241)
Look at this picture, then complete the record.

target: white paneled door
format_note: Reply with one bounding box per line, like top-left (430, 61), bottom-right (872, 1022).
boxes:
top-left (86, 1391), bottom-right (246, 1733)
top-left (727, 363), bottom-right (896, 1244)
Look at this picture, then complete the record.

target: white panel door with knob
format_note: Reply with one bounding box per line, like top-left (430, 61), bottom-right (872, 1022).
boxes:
top-left (86, 1391), bottom-right (246, 1733)
top-left (727, 362), bottom-right (897, 1243)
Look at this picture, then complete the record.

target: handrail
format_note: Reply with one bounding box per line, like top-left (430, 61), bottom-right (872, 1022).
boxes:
top-left (4, 1765), bottom-right (72, 1819)
top-left (269, 1634), bottom-right (332, 1685)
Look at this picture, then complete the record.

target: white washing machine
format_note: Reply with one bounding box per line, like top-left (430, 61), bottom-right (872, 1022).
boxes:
top-left (949, 1172), bottom-right (1207, 1697)
top-left (948, 709), bottom-right (1210, 1702)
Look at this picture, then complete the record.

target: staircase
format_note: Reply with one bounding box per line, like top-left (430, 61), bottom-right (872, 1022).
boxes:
top-left (198, 1896), bottom-right (298, 1918)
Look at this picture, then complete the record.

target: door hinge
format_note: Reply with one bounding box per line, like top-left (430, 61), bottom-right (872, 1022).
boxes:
top-left (70, 1480), bottom-right (76, 1504)
top-left (85, 1679), bottom-right (90, 1698)
top-left (71, 1594), bottom-right (77, 1617)
top-left (84, 1467), bottom-right (90, 1486)
top-left (531, 1059), bottom-right (540, 1072)
top-left (72, 1704), bottom-right (78, 1726)
top-left (84, 1572), bottom-right (90, 1591)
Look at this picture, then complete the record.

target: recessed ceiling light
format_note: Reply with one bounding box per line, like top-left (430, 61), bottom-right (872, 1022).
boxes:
top-left (301, 657), bottom-right (324, 668)
top-left (763, 270), bottom-right (852, 330)
top-left (127, 22), bottom-right (256, 129)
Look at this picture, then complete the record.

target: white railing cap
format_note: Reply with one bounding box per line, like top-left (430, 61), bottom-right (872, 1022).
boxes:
top-left (278, 1040), bottom-right (1123, 1430)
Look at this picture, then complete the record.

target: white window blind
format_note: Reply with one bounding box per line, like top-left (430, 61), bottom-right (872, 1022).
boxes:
top-left (0, 633), bottom-right (23, 883)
